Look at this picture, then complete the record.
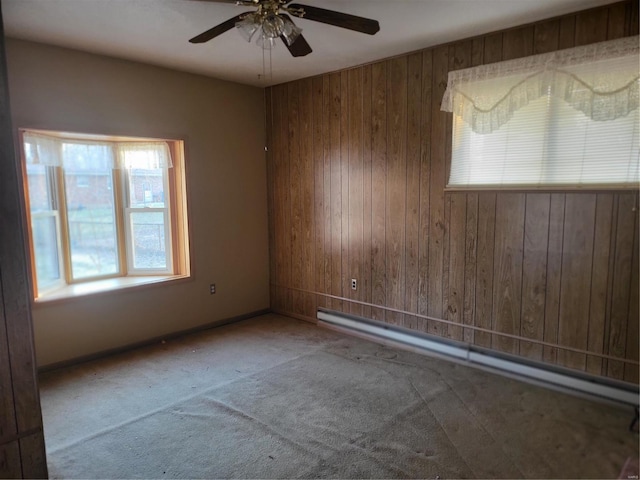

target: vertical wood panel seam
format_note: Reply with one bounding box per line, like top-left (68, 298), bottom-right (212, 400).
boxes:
top-left (368, 68), bottom-right (373, 308)
top-left (327, 77), bottom-right (332, 309)
top-left (270, 88), bottom-right (276, 292)
top-left (544, 194), bottom-right (553, 359)
top-left (490, 192), bottom-right (498, 348)
top-left (0, 271), bottom-right (18, 404)
top-left (348, 72), bottom-right (353, 298)
top-left (518, 194), bottom-right (528, 354)
top-left (311, 81), bottom-right (316, 314)
top-left (544, 194), bottom-right (553, 352)
top-left (322, 79), bottom-right (327, 306)
top-left (403, 62), bottom-right (408, 317)
top-left (404, 60), bottom-right (409, 319)
top-left (472, 195), bottom-right (479, 337)
top-left (417, 53), bottom-right (423, 322)
top-left (585, 196), bottom-right (600, 362)
top-left (344, 74), bottom-right (347, 302)
top-left (461, 197), bottom-right (468, 338)
top-left (360, 68), bottom-right (364, 308)
top-left (555, 198), bottom-right (567, 359)
top-left (611, 196), bottom-right (636, 361)
top-left (345, 73), bottom-right (350, 302)
top-left (416, 56), bottom-right (422, 321)
top-left (0, 270), bottom-right (23, 477)
top-left (384, 64), bottom-right (388, 319)
top-left (623, 199), bottom-right (638, 358)
top-left (602, 196), bottom-right (618, 372)
top-left (288, 88), bottom-right (294, 307)
top-left (601, 196), bottom-right (616, 368)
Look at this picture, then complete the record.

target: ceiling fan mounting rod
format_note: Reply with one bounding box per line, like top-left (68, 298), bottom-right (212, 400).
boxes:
top-left (230, 0), bottom-right (302, 16)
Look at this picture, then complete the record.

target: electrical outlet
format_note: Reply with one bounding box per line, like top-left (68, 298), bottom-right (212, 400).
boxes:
top-left (210, 283), bottom-right (216, 294)
top-left (351, 278), bottom-right (357, 290)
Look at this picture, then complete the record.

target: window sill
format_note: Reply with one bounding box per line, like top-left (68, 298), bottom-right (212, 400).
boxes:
top-left (444, 184), bottom-right (639, 193)
top-left (34, 275), bottom-right (190, 305)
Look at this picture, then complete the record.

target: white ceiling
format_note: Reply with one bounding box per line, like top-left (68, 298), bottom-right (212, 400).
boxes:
top-left (3, 0), bottom-right (619, 87)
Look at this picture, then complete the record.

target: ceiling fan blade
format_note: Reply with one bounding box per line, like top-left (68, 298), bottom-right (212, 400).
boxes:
top-left (281, 33), bottom-right (312, 57)
top-left (287, 4), bottom-right (380, 35)
top-left (189, 13), bottom-right (248, 43)
top-left (279, 14), bottom-right (312, 57)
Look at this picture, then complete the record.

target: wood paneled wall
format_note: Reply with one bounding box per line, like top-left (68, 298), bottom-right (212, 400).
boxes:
top-left (266, 1), bottom-right (640, 383)
top-left (0, 3), bottom-right (48, 478)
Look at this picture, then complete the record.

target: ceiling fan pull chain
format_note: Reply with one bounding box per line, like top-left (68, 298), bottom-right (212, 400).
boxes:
top-left (269, 44), bottom-right (273, 84)
top-left (262, 41), bottom-right (266, 81)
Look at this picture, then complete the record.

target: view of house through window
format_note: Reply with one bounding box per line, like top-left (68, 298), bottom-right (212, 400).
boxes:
top-left (21, 130), bottom-right (189, 299)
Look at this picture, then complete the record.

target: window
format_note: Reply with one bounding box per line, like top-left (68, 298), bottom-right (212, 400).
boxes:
top-left (21, 130), bottom-right (190, 300)
top-left (442, 35), bottom-right (639, 189)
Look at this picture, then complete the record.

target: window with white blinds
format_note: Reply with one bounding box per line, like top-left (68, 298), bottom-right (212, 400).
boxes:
top-left (441, 36), bottom-right (639, 189)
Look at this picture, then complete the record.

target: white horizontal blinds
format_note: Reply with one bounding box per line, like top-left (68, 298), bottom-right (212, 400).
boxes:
top-left (451, 95), bottom-right (550, 186)
top-left (442, 35), bottom-right (640, 189)
top-left (451, 93), bottom-right (639, 187)
top-left (548, 92), bottom-right (638, 186)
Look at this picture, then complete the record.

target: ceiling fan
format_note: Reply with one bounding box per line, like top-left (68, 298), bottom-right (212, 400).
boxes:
top-left (188, 0), bottom-right (380, 57)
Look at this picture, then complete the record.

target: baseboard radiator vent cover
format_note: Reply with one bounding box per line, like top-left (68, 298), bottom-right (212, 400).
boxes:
top-left (317, 308), bottom-right (639, 407)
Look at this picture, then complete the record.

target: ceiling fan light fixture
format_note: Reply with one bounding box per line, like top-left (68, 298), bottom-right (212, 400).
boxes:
top-left (261, 14), bottom-right (285, 38)
top-left (235, 13), bottom-right (262, 42)
top-left (281, 17), bottom-right (302, 46)
top-left (190, 1), bottom-right (379, 59)
top-left (256, 33), bottom-right (278, 50)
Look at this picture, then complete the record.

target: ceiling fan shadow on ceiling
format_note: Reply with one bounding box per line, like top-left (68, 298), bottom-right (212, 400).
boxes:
top-left (188, 0), bottom-right (380, 57)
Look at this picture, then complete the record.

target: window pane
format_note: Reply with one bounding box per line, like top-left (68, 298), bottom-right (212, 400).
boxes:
top-left (62, 142), bottom-right (115, 170)
top-left (26, 163), bottom-right (53, 212)
top-left (548, 98), bottom-right (639, 184)
top-left (127, 168), bottom-right (166, 208)
top-left (32, 214), bottom-right (61, 289)
top-left (450, 94), bottom-right (639, 188)
top-left (130, 211), bottom-right (167, 270)
top-left (64, 167), bottom-right (119, 280)
top-left (451, 97), bottom-right (548, 186)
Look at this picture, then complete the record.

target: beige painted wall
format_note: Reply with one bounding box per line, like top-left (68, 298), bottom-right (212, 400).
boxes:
top-left (6, 39), bottom-right (270, 367)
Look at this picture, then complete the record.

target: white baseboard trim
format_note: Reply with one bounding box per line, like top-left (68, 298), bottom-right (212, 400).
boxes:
top-left (317, 308), bottom-right (639, 408)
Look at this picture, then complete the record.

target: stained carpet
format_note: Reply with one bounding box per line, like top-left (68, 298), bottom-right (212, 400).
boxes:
top-left (39, 313), bottom-right (638, 479)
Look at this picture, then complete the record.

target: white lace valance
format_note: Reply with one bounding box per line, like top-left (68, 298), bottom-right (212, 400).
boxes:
top-left (22, 131), bottom-right (172, 170)
top-left (116, 142), bottom-right (173, 170)
top-left (441, 35), bottom-right (639, 134)
top-left (23, 131), bottom-right (64, 166)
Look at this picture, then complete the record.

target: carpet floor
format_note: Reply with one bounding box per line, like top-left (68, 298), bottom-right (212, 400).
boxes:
top-left (39, 313), bottom-right (638, 479)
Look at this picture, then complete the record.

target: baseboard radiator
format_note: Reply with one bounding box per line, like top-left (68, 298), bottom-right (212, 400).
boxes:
top-left (317, 308), bottom-right (639, 408)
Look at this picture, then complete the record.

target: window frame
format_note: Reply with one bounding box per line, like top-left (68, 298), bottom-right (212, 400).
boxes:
top-left (442, 35), bottom-right (639, 192)
top-left (122, 164), bottom-right (174, 275)
top-left (19, 129), bottom-right (191, 301)
top-left (446, 96), bottom-right (640, 192)
top-left (59, 155), bottom-right (123, 283)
